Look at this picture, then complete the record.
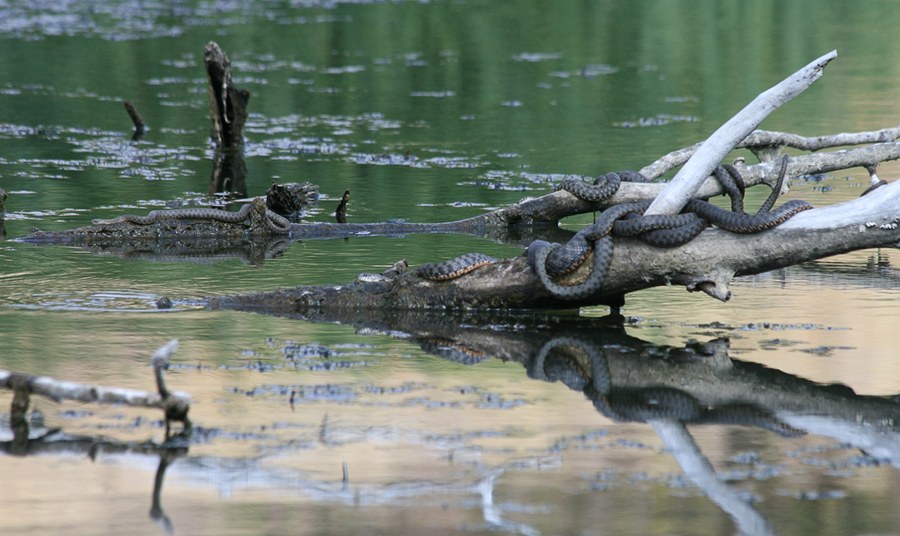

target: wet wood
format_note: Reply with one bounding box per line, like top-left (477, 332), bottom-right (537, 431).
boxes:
top-left (205, 41), bottom-right (250, 196)
top-left (122, 100), bottom-right (145, 140)
top-left (204, 41), bottom-right (249, 150)
top-left (207, 51), bottom-right (900, 311)
top-left (209, 179), bottom-right (900, 312)
top-left (0, 340), bottom-right (191, 442)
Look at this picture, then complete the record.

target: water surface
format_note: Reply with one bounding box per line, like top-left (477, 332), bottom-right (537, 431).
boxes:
top-left (1, 1), bottom-right (900, 535)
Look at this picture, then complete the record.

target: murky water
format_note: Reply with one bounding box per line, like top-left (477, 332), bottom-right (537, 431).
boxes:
top-left (2, 1), bottom-right (900, 535)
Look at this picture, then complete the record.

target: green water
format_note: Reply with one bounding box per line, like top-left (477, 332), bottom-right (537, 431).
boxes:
top-left (1, 1), bottom-right (900, 535)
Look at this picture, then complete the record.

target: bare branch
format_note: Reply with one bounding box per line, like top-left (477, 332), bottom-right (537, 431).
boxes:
top-left (641, 125), bottom-right (900, 180)
top-left (645, 50), bottom-right (837, 216)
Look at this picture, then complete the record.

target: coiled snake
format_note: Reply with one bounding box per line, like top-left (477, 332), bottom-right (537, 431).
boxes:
top-left (416, 158), bottom-right (812, 293)
top-left (527, 158), bottom-right (812, 299)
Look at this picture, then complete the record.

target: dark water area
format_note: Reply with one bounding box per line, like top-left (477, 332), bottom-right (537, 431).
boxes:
top-left (1, 1), bottom-right (900, 535)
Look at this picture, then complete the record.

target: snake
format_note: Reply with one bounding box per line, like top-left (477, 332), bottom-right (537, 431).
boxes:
top-left (553, 170), bottom-right (650, 201)
top-left (92, 202), bottom-right (293, 234)
top-left (413, 158), bottom-right (810, 292)
top-left (527, 156), bottom-right (812, 300)
top-left (415, 252), bottom-right (498, 281)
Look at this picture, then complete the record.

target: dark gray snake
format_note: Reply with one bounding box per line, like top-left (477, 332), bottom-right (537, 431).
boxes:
top-left (529, 157), bottom-right (813, 300)
top-left (92, 203), bottom-right (293, 234)
top-left (414, 160), bottom-right (811, 289)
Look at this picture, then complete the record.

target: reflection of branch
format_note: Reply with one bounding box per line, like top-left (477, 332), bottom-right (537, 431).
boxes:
top-left (150, 451), bottom-right (183, 535)
top-left (651, 420), bottom-right (773, 536)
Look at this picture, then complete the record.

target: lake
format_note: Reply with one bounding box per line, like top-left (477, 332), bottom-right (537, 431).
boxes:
top-left (1, 1), bottom-right (899, 535)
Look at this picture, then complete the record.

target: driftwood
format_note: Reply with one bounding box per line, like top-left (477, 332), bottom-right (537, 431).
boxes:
top-left (205, 51), bottom-right (900, 312)
top-left (205, 40), bottom-right (249, 197)
top-left (208, 180), bottom-right (900, 311)
top-left (0, 340), bottom-right (191, 450)
top-left (14, 50), bottom-right (900, 311)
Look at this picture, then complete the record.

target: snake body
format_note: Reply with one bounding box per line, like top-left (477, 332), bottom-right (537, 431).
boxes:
top-left (92, 202), bottom-right (293, 234)
top-left (413, 159), bottom-right (810, 292)
top-left (527, 157), bottom-right (812, 300)
top-left (416, 252), bottom-right (498, 281)
top-left (553, 170), bottom-right (650, 202)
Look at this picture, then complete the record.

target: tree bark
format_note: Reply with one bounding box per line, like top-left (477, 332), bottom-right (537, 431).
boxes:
top-left (205, 41), bottom-right (249, 196)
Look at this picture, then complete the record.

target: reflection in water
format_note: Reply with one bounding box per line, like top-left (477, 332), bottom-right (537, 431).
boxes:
top-left (0, 430), bottom-right (187, 534)
top-left (2, 311), bottom-right (899, 534)
top-left (292, 310), bottom-right (900, 534)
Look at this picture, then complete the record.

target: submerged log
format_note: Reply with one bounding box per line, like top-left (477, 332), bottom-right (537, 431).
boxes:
top-left (123, 100), bottom-right (146, 141)
top-left (208, 181), bottom-right (900, 312)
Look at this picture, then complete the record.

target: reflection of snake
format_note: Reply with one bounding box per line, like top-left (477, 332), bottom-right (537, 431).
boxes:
top-left (533, 334), bottom-right (804, 435)
top-left (92, 203), bottom-right (293, 234)
top-left (418, 337), bottom-right (489, 365)
top-left (416, 252), bottom-right (498, 281)
top-left (529, 158), bottom-right (813, 299)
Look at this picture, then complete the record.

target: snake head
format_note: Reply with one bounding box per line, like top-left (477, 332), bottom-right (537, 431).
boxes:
top-left (526, 240), bottom-right (556, 272)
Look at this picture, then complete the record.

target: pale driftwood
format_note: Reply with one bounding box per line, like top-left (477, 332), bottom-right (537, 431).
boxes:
top-left (645, 50), bottom-right (837, 216)
top-left (639, 125), bottom-right (900, 179)
top-left (1, 340), bottom-right (190, 440)
top-left (477, 139), bottom-right (900, 229)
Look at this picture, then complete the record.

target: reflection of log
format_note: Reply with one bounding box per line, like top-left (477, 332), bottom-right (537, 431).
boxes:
top-left (279, 309), bottom-right (900, 447)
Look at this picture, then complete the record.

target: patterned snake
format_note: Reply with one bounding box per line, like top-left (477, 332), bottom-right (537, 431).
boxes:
top-left (528, 158), bottom-right (812, 299)
top-left (92, 202), bottom-right (293, 234)
top-left (416, 252), bottom-right (498, 281)
top-left (415, 158), bottom-right (812, 290)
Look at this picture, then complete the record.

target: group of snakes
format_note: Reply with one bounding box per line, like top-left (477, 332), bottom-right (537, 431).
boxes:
top-left (416, 157), bottom-right (814, 299)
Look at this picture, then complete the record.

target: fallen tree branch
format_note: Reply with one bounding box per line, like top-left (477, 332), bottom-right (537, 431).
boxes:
top-left (645, 50), bottom-right (837, 216)
top-left (639, 125), bottom-right (900, 179)
top-left (209, 180), bottom-right (900, 312)
top-left (19, 136), bottom-right (900, 247)
top-left (1, 340), bottom-right (191, 443)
